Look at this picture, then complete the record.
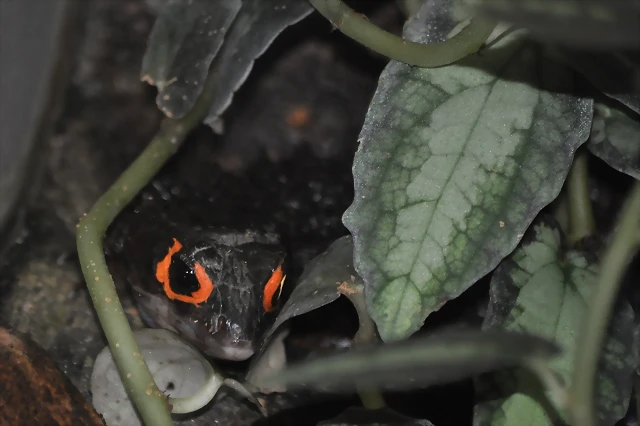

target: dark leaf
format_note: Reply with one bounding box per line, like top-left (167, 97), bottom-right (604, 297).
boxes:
top-left (141, 0), bottom-right (241, 118)
top-left (261, 235), bottom-right (358, 346)
top-left (203, 0), bottom-right (313, 131)
top-left (472, 0), bottom-right (640, 49)
top-left (319, 407), bottom-right (434, 426)
top-left (587, 98), bottom-right (640, 180)
top-left (558, 49), bottom-right (640, 114)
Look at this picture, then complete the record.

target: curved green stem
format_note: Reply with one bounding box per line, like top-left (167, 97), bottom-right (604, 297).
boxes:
top-left (76, 71), bottom-right (216, 425)
top-left (346, 284), bottom-right (378, 346)
top-left (308, 0), bottom-right (496, 67)
top-left (570, 181), bottom-right (640, 426)
top-left (566, 150), bottom-right (596, 246)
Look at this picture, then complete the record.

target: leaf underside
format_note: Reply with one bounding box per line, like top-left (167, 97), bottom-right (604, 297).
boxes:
top-left (474, 218), bottom-right (636, 426)
top-left (260, 236), bottom-right (358, 349)
top-left (141, 0), bottom-right (312, 123)
top-left (558, 49), bottom-right (640, 115)
top-left (202, 0), bottom-right (313, 131)
top-left (141, 0), bottom-right (241, 118)
top-left (260, 328), bottom-right (559, 392)
top-left (342, 0), bottom-right (593, 341)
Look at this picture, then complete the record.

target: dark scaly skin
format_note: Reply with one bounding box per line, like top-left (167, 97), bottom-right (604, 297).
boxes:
top-left (106, 175), bottom-right (289, 361)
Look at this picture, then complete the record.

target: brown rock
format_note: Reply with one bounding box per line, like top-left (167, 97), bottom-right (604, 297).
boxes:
top-left (0, 327), bottom-right (105, 426)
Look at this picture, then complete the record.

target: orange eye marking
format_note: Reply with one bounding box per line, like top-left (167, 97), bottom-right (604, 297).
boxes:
top-left (155, 238), bottom-right (215, 306)
top-left (262, 264), bottom-right (285, 313)
top-left (155, 238), bottom-right (182, 287)
top-left (190, 262), bottom-right (215, 304)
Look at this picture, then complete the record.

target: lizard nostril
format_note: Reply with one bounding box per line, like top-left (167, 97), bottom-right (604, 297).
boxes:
top-left (216, 315), bottom-right (228, 333)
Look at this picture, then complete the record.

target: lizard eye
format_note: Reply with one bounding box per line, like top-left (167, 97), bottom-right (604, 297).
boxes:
top-left (155, 238), bottom-right (215, 305)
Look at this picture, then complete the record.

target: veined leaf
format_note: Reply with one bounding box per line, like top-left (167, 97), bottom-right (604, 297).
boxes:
top-left (258, 329), bottom-right (559, 392)
top-left (141, 0), bottom-right (241, 118)
top-left (588, 98), bottom-right (640, 180)
top-left (342, 0), bottom-right (593, 341)
top-left (474, 219), bottom-right (636, 426)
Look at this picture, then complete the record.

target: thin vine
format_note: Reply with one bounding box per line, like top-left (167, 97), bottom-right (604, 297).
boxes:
top-left (308, 0), bottom-right (496, 67)
top-left (76, 70), bottom-right (217, 426)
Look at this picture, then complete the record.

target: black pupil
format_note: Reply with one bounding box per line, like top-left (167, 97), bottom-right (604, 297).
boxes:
top-left (168, 257), bottom-right (201, 296)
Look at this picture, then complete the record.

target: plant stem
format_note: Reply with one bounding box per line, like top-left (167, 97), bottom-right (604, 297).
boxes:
top-left (347, 284), bottom-right (378, 346)
top-left (570, 181), bottom-right (640, 426)
top-left (76, 71), bottom-right (216, 426)
top-left (308, 0), bottom-right (496, 67)
top-left (342, 284), bottom-right (385, 410)
top-left (551, 192), bottom-right (570, 236)
top-left (566, 150), bottom-right (596, 245)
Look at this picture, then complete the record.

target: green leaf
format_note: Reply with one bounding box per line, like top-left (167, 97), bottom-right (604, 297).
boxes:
top-left (474, 218), bottom-right (636, 426)
top-left (141, 0), bottom-right (241, 118)
top-left (258, 329), bottom-right (560, 392)
top-left (260, 236), bottom-right (357, 347)
top-left (587, 98), bottom-right (640, 180)
top-left (471, 0), bottom-right (640, 49)
top-left (342, 3), bottom-right (593, 341)
top-left (203, 0), bottom-right (313, 131)
top-left (318, 407), bottom-right (434, 426)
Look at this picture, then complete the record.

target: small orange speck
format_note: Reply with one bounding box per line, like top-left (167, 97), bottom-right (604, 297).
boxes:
top-left (338, 281), bottom-right (358, 295)
top-left (286, 106), bottom-right (311, 128)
